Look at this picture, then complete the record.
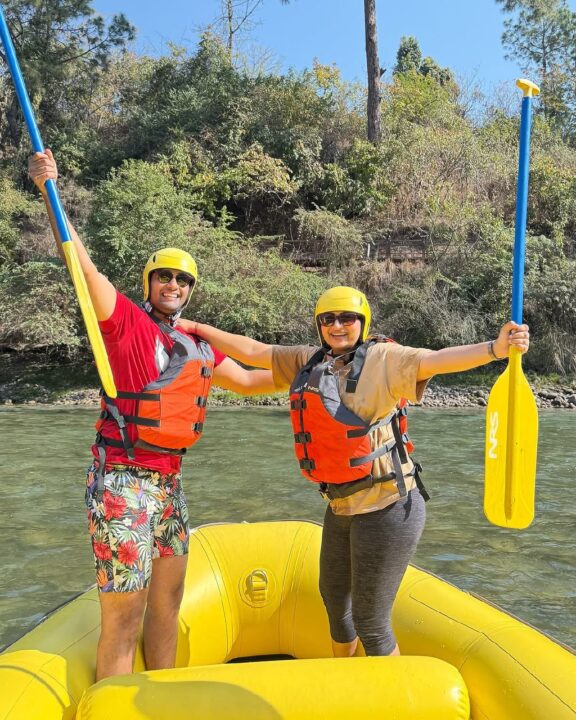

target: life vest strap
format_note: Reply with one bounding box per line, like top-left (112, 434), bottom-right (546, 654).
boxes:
top-left (95, 434), bottom-right (136, 471)
top-left (390, 412), bottom-right (409, 465)
top-left (134, 438), bottom-right (187, 455)
top-left (345, 339), bottom-right (377, 394)
top-left (320, 462), bottom-right (419, 502)
top-left (100, 408), bottom-right (160, 428)
top-left (122, 415), bottom-right (160, 428)
top-left (412, 461), bottom-right (430, 501)
top-left (294, 431), bottom-right (312, 444)
top-left (98, 400), bottom-right (135, 461)
top-left (113, 390), bottom-right (161, 402)
top-left (96, 444), bottom-right (107, 499)
top-left (349, 438), bottom-right (397, 467)
top-left (346, 411), bottom-right (396, 438)
top-left (319, 471), bottom-right (397, 500)
top-left (390, 444), bottom-right (408, 498)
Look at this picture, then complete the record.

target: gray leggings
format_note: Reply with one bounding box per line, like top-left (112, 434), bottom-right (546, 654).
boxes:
top-left (319, 489), bottom-right (426, 655)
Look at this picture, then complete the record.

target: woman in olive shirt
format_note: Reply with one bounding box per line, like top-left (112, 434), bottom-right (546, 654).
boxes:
top-left (178, 286), bottom-right (530, 657)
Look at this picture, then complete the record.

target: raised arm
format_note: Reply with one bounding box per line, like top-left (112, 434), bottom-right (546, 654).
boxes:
top-left (177, 319), bottom-right (274, 370)
top-left (28, 150), bottom-right (116, 321)
top-left (213, 357), bottom-right (277, 395)
top-left (417, 321), bottom-right (530, 381)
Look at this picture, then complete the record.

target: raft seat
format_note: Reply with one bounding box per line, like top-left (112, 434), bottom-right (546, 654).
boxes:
top-left (77, 521), bottom-right (470, 719)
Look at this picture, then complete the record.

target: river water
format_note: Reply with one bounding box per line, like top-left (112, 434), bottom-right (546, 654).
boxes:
top-left (0, 405), bottom-right (574, 650)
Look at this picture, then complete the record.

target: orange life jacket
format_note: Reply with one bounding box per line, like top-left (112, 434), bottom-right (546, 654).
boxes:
top-left (289, 336), bottom-right (424, 500)
top-left (96, 324), bottom-right (214, 460)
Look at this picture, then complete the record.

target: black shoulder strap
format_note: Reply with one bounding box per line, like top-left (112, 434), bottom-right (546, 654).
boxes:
top-left (346, 338), bottom-right (378, 394)
top-left (300, 348), bottom-right (328, 376)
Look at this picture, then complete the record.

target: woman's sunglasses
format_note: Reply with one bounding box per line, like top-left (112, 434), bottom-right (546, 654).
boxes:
top-left (318, 312), bottom-right (361, 327)
top-left (155, 269), bottom-right (195, 288)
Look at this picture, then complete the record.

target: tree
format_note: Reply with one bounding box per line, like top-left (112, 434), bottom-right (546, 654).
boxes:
top-left (394, 36), bottom-right (455, 87)
top-left (496, 0), bottom-right (576, 129)
top-left (364, 0), bottom-right (381, 143)
top-left (217, 0), bottom-right (290, 55)
top-left (0, 0), bottom-right (134, 149)
top-left (394, 36), bottom-right (422, 75)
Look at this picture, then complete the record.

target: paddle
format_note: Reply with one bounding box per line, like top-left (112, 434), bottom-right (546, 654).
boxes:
top-left (484, 79), bottom-right (539, 530)
top-left (0, 6), bottom-right (117, 398)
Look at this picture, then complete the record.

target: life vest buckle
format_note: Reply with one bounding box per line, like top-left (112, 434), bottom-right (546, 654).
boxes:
top-left (291, 399), bottom-right (307, 411)
top-left (196, 396), bottom-right (207, 407)
top-left (294, 431), bottom-right (311, 444)
top-left (201, 366), bottom-right (212, 377)
top-left (345, 378), bottom-right (358, 393)
top-left (193, 422), bottom-right (204, 433)
top-left (299, 458), bottom-right (315, 471)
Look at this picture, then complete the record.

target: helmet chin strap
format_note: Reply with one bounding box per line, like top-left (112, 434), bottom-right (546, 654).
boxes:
top-left (142, 300), bottom-right (183, 325)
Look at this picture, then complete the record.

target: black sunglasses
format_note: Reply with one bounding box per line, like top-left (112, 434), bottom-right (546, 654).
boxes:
top-left (155, 269), bottom-right (195, 288)
top-left (318, 312), bottom-right (361, 327)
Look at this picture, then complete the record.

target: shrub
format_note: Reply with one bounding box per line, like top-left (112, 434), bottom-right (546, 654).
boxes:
top-left (0, 261), bottom-right (81, 351)
top-left (292, 208), bottom-right (364, 273)
top-left (187, 235), bottom-right (327, 345)
top-left (0, 178), bottom-right (39, 265)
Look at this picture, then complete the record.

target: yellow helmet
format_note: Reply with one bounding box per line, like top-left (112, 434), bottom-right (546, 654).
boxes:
top-left (314, 286), bottom-right (371, 347)
top-left (142, 248), bottom-right (198, 311)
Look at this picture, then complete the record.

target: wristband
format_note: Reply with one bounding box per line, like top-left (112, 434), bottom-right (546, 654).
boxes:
top-left (488, 340), bottom-right (500, 361)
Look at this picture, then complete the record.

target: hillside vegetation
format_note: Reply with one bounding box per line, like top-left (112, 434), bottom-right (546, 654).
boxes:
top-left (1, 1), bottom-right (575, 384)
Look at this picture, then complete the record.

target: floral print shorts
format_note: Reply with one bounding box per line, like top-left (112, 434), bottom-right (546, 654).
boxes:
top-left (85, 463), bottom-right (189, 593)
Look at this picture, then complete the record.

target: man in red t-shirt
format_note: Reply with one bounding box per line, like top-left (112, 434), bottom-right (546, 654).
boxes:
top-left (29, 150), bottom-right (276, 681)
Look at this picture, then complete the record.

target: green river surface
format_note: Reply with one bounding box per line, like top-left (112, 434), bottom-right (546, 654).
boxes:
top-left (0, 405), bottom-right (574, 651)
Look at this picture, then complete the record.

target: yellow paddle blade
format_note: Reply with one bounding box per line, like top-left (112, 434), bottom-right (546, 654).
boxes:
top-left (484, 351), bottom-right (538, 529)
top-left (62, 242), bottom-right (117, 398)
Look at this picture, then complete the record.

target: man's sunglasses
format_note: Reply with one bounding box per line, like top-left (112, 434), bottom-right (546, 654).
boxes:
top-left (155, 269), bottom-right (195, 288)
top-left (318, 312), bottom-right (361, 327)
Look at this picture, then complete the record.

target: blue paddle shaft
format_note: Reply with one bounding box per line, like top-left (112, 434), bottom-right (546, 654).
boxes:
top-left (0, 6), bottom-right (72, 244)
top-left (511, 95), bottom-right (533, 324)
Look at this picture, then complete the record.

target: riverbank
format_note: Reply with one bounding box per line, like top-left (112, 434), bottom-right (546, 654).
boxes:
top-left (1, 352), bottom-right (575, 409)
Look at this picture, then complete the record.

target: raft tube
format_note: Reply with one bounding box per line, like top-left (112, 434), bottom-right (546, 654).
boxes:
top-left (0, 520), bottom-right (574, 720)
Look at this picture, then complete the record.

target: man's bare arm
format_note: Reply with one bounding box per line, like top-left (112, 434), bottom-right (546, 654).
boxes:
top-left (29, 150), bottom-right (116, 321)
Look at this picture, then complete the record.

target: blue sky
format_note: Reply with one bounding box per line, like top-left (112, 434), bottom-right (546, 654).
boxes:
top-left (93, 1), bottom-right (574, 90)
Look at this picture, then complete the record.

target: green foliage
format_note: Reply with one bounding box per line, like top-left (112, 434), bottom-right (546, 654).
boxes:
top-left (528, 157), bottom-right (576, 243)
top-left (84, 34), bottom-right (250, 179)
top-left (442, 213), bottom-right (514, 323)
top-left (86, 159), bottom-right (195, 292)
top-left (0, 177), bottom-right (38, 264)
top-left (524, 242), bottom-right (576, 373)
top-left (293, 208), bottom-right (363, 273)
top-left (187, 237), bottom-right (327, 344)
top-left (0, 0), bottom-right (134, 157)
top-left (158, 139), bottom-right (234, 222)
top-left (375, 268), bottom-right (485, 349)
top-left (2, 9), bottom-right (576, 378)
top-left (226, 143), bottom-right (296, 228)
top-left (419, 57), bottom-right (455, 87)
top-left (496, 0), bottom-right (576, 133)
top-left (319, 139), bottom-right (394, 216)
top-left (394, 36), bottom-right (422, 74)
top-left (0, 262), bottom-right (81, 351)
top-left (384, 70), bottom-right (459, 130)
top-left (393, 36), bottom-right (455, 87)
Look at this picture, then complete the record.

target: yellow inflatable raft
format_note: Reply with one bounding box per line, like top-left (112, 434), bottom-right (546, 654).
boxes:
top-left (1, 520), bottom-right (574, 720)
